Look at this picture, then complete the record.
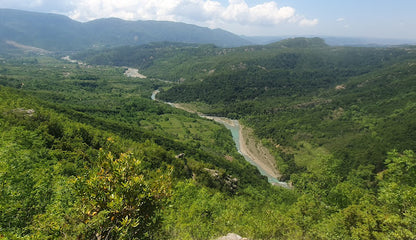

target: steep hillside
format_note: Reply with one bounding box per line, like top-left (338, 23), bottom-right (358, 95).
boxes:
top-left (74, 37), bottom-right (330, 80)
top-left (2, 43), bottom-right (416, 239)
top-left (74, 37), bottom-right (416, 186)
top-left (77, 37), bottom-right (416, 179)
top-left (0, 9), bottom-right (87, 51)
top-left (0, 9), bottom-right (251, 52)
top-left (0, 56), bottom-right (284, 239)
top-left (154, 41), bottom-right (416, 178)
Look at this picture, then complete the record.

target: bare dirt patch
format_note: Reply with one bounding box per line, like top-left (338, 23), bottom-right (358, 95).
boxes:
top-left (6, 41), bottom-right (51, 54)
top-left (335, 84), bottom-right (346, 90)
top-left (124, 68), bottom-right (147, 78)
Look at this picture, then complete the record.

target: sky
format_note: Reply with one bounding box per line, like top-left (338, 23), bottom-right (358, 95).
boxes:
top-left (1, 0), bottom-right (416, 40)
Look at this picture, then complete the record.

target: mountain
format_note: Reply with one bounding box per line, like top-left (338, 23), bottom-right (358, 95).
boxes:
top-left (322, 36), bottom-right (416, 46)
top-left (245, 35), bottom-right (416, 46)
top-left (0, 9), bottom-right (252, 52)
top-left (0, 9), bottom-right (87, 51)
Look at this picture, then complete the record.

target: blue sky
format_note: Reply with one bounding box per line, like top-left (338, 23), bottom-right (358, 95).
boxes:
top-left (1, 0), bottom-right (416, 39)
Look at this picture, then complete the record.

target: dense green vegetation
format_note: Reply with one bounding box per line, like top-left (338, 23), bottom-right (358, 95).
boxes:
top-left (1, 38), bottom-right (416, 239)
top-left (0, 57), bottom-right (274, 238)
top-left (79, 38), bottom-right (416, 179)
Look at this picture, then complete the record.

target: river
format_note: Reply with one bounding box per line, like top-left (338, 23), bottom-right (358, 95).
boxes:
top-left (151, 90), bottom-right (289, 188)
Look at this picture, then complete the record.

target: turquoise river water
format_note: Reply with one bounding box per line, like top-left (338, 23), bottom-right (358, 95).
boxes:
top-left (152, 90), bottom-right (288, 188)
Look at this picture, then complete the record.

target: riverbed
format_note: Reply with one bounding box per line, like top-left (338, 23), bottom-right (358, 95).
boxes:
top-left (204, 115), bottom-right (289, 188)
top-left (151, 90), bottom-right (289, 188)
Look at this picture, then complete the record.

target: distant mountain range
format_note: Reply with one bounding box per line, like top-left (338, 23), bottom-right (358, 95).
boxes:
top-left (2, 9), bottom-right (415, 54)
top-left (244, 35), bottom-right (416, 47)
top-left (0, 9), bottom-right (252, 52)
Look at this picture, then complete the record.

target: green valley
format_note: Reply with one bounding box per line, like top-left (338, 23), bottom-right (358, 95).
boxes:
top-left (1, 35), bottom-right (416, 239)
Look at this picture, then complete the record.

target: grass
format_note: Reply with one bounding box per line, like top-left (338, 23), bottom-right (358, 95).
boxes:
top-left (294, 141), bottom-right (331, 172)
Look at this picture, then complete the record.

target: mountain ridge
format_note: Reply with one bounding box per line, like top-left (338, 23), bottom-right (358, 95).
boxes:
top-left (0, 8), bottom-right (252, 52)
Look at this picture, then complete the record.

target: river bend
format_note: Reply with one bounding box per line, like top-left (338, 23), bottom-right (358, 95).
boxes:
top-left (152, 90), bottom-right (288, 188)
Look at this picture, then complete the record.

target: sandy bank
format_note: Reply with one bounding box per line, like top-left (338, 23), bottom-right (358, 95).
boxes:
top-left (153, 97), bottom-right (284, 185)
top-left (203, 116), bottom-right (238, 127)
top-left (238, 125), bottom-right (282, 179)
top-left (170, 104), bottom-right (281, 179)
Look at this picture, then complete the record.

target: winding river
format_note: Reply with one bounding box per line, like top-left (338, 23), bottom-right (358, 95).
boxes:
top-left (152, 90), bottom-right (289, 188)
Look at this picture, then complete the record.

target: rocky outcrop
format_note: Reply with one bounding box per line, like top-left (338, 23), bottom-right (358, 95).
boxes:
top-left (204, 168), bottom-right (238, 192)
top-left (12, 108), bottom-right (35, 117)
top-left (215, 233), bottom-right (248, 240)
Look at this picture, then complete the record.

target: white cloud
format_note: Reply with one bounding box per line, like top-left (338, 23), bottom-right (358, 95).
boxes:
top-left (30, 0), bottom-right (43, 7)
top-left (299, 18), bottom-right (319, 27)
top-left (69, 0), bottom-right (146, 21)
top-left (66, 0), bottom-right (317, 28)
top-left (0, 0), bottom-right (318, 34)
top-left (336, 18), bottom-right (345, 22)
top-left (225, 1), bottom-right (297, 25)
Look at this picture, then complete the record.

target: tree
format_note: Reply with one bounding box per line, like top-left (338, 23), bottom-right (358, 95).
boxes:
top-left (74, 146), bottom-right (172, 240)
top-left (376, 150), bottom-right (416, 239)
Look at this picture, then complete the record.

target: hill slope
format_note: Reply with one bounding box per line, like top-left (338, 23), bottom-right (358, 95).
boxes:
top-left (2, 43), bottom-right (416, 239)
top-left (74, 38), bottom-right (416, 181)
top-left (78, 37), bottom-right (415, 175)
top-left (0, 9), bottom-right (251, 52)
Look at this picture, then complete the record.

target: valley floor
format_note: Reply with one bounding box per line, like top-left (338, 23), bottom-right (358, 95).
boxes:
top-left (163, 99), bottom-right (283, 183)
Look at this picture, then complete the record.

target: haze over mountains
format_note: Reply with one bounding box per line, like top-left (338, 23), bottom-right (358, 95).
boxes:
top-left (2, 8), bottom-right (416, 54)
top-left (0, 9), bottom-right (251, 52)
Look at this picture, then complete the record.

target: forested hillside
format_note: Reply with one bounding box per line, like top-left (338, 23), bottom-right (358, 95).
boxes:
top-left (80, 37), bottom-right (416, 179)
top-left (0, 56), bottom-right (279, 239)
top-left (1, 38), bottom-right (416, 239)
